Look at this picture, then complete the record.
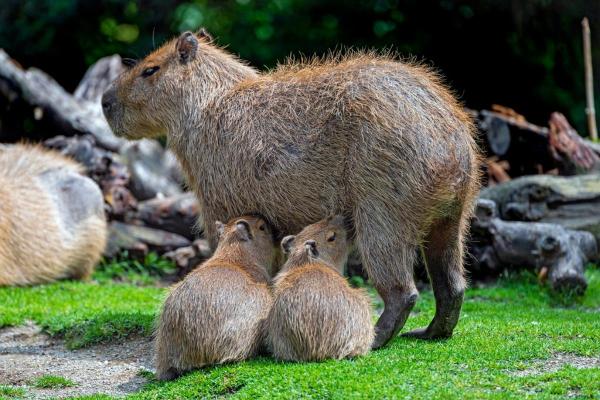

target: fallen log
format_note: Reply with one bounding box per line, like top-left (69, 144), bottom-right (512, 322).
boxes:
top-left (74, 55), bottom-right (123, 104)
top-left (104, 221), bottom-right (191, 259)
top-left (163, 239), bottom-right (212, 278)
top-left (43, 135), bottom-right (137, 219)
top-left (475, 109), bottom-right (555, 177)
top-left (120, 139), bottom-right (184, 201)
top-left (127, 192), bottom-right (201, 239)
top-left (548, 112), bottom-right (600, 175)
top-left (475, 108), bottom-right (600, 178)
top-left (0, 50), bottom-right (124, 151)
top-left (471, 199), bottom-right (597, 294)
top-left (485, 157), bottom-right (511, 186)
top-left (480, 173), bottom-right (600, 244)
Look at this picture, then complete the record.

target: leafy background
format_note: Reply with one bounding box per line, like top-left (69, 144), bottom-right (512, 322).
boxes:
top-left (0, 0), bottom-right (598, 134)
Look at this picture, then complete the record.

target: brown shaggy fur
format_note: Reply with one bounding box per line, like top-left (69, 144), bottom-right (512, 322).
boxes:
top-left (103, 32), bottom-right (481, 347)
top-left (0, 144), bottom-right (107, 286)
top-left (267, 216), bottom-right (374, 361)
top-left (155, 215), bottom-right (275, 381)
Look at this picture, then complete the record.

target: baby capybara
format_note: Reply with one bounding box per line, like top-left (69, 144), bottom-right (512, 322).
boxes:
top-left (267, 216), bottom-right (374, 361)
top-left (155, 215), bottom-right (274, 380)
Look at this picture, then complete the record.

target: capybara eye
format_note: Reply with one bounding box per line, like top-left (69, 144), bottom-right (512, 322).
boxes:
top-left (259, 224), bottom-right (266, 231)
top-left (327, 232), bottom-right (336, 242)
top-left (141, 66), bottom-right (160, 78)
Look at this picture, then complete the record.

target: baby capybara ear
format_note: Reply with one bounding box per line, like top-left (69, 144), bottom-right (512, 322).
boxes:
top-left (281, 235), bottom-right (296, 254)
top-left (176, 31), bottom-right (198, 64)
top-left (234, 219), bottom-right (252, 241)
top-left (197, 27), bottom-right (213, 42)
top-left (215, 221), bottom-right (225, 239)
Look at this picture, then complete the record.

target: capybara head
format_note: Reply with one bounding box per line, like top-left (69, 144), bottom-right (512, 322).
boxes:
top-left (281, 215), bottom-right (349, 272)
top-left (102, 30), bottom-right (217, 139)
top-left (215, 215), bottom-right (275, 270)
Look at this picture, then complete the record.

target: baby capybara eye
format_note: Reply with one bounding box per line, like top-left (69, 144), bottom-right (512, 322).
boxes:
top-left (326, 232), bottom-right (336, 242)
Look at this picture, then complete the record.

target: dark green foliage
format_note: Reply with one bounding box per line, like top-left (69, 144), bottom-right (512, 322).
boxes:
top-left (0, 1), bottom-right (598, 134)
top-left (94, 251), bottom-right (176, 285)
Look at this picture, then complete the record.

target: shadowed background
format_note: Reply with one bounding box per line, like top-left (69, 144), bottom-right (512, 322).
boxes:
top-left (0, 0), bottom-right (598, 134)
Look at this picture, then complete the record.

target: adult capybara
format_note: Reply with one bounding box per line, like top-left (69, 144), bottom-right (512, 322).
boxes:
top-left (0, 144), bottom-right (107, 286)
top-left (155, 215), bottom-right (275, 380)
top-left (102, 31), bottom-right (481, 347)
top-left (267, 216), bottom-right (374, 361)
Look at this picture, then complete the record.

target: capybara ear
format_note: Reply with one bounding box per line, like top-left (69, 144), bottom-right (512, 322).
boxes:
top-left (176, 31), bottom-right (198, 64)
top-left (281, 235), bottom-right (296, 254)
top-left (235, 219), bottom-right (252, 241)
top-left (121, 58), bottom-right (138, 69)
top-left (215, 221), bottom-right (225, 238)
top-left (197, 28), bottom-right (213, 42)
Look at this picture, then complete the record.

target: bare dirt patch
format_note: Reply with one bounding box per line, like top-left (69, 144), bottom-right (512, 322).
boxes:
top-left (0, 322), bottom-right (153, 399)
top-left (513, 352), bottom-right (600, 377)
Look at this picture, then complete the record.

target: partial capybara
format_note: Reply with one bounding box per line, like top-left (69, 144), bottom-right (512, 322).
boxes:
top-left (155, 215), bottom-right (275, 381)
top-left (103, 31), bottom-right (481, 347)
top-left (0, 144), bottom-right (107, 286)
top-left (267, 216), bottom-right (374, 361)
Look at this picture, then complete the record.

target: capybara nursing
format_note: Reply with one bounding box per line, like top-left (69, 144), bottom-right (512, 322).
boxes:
top-left (0, 144), bottom-right (107, 286)
top-left (155, 215), bottom-right (275, 380)
top-left (267, 216), bottom-right (374, 361)
top-left (103, 31), bottom-right (481, 347)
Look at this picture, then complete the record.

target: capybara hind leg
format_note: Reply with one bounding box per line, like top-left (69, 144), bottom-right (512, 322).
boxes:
top-left (355, 214), bottom-right (419, 348)
top-left (156, 366), bottom-right (181, 381)
top-left (403, 216), bottom-right (466, 339)
top-left (372, 280), bottom-right (418, 349)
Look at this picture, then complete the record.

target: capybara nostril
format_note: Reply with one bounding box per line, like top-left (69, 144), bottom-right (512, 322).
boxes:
top-left (101, 86), bottom-right (117, 117)
top-left (102, 100), bottom-right (112, 113)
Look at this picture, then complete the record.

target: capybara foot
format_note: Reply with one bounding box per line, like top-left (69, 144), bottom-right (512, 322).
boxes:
top-left (372, 317), bottom-right (400, 349)
top-left (402, 325), bottom-right (452, 340)
top-left (156, 367), bottom-right (181, 381)
top-left (372, 290), bottom-right (418, 349)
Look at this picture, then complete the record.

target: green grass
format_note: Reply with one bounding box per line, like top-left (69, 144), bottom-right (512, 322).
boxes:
top-left (0, 386), bottom-right (25, 400)
top-left (0, 267), bottom-right (599, 399)
top-left (0, 280), bottom-right (163, 349)
top-left (31, 374), bottom-right (76, 389)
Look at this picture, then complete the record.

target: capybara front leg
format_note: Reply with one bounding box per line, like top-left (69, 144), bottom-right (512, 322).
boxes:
top-left (403, 216), bottom-right (466, 339)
